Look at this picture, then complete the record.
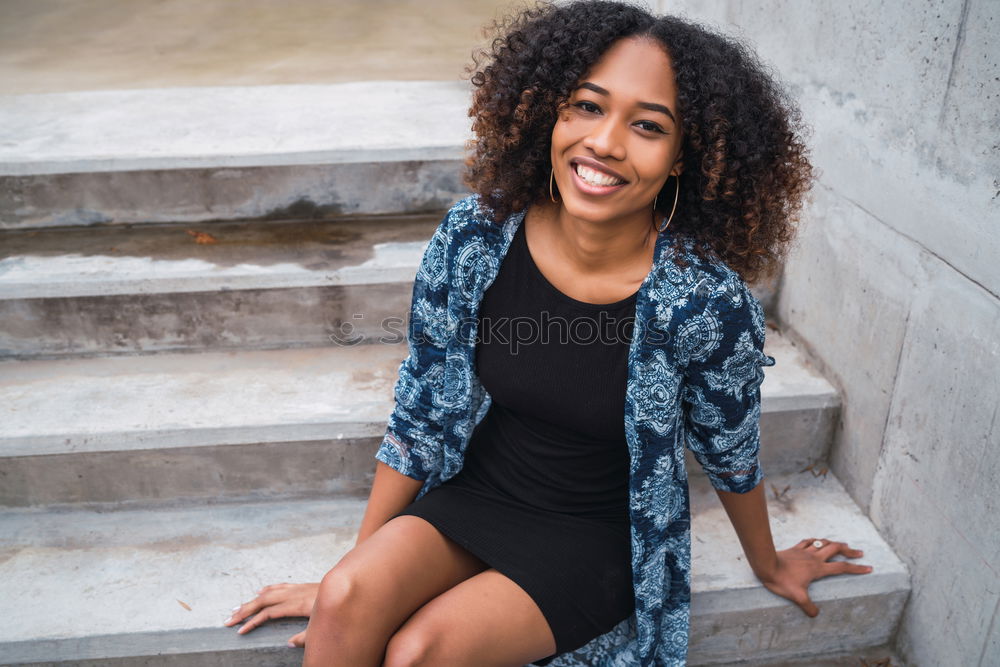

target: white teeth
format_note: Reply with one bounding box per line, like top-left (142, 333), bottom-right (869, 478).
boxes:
top-left (575, 164), bottom-right (625, 187)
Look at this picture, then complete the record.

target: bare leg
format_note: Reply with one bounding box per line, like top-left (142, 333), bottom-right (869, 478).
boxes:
top-left (302, 514), bottom-right (490, 666)
top-left (383, 568), bottom-right (558, 666)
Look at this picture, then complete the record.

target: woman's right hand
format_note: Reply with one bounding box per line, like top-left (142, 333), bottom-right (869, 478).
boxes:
top-left (224, 582), bottom-right (319, 647)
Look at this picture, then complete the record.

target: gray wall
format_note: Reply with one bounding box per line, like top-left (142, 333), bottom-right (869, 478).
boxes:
top-left (655, 1), bottom-right (1000, 665)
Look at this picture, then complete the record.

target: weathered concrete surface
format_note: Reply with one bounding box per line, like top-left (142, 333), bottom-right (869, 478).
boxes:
top-left (659, 1), bottom-right (999, 665)
top-left (0, 331), bottom-right (835, 506)
top-left (0, 214), bottom-right (441, 358)
top-left (0, 82), bottom-right (473, 228)
top-left (0, 214), bottom-right (442, 299)
top-left (1, 437), bottom-right (381, 507)
top-left (869, 265), bottom-right (1000, 667)
top-left (708, 644), bottom-right (905, 667)
top-left (0, 82), bottom-right (471, 176)
top-left (0, 343), bottom-right (407, 459)
top-left (661, 0), bottom-right (999, 297)
top-left (777, 184), bottom-right (932, 518)
top-left (0, 0), bottom-right (514, 94)
top-left (0, 472), bottom-right (907, 665)
top-left (0, 497), bottom-right (364, 664)
top-left (0, 213), bottom-right (777, 358)
top-left (689, 471), bottom-right (909, 664)
top-left (0, 158), bottom-right (468, 229)
top-left (0, 283), bottom-right (415, 358)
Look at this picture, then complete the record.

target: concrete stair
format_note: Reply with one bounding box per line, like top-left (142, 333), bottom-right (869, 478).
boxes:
top-left (0, 213), bottom-right (441, 358)
top-left (0, 82), bottom-right (909, 666)
top-left (0, 332), bottom-right (835, 508)
top-left (0, 82), bottom-right (473, 230)
top-left (0, 473), bottom-right (908, 666)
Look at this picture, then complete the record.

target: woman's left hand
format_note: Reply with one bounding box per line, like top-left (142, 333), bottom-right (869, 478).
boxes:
top-left (756, 538), bottom-right (873, 617)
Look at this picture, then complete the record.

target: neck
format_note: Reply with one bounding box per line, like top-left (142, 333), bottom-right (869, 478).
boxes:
top-left (545, 201), bottom-right (658, 272)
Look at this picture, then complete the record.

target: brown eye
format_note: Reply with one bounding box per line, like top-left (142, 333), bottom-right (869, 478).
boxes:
top-left (636, 120), bottom-right (666, 134)
top-left (574, 101), bottom-right (601, 114)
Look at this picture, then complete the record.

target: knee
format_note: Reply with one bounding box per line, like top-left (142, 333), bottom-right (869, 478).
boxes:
top-left (313, 567), bottom-right (362, 622)
top-left (383, 623), bottom-right (446, 667)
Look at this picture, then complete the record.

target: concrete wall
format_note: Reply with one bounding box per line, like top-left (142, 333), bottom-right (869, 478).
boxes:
top-left (655, 1), bottom-right (1000, 665)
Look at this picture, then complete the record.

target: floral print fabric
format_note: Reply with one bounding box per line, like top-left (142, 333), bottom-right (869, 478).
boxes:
top-left (375, 195), bottom-right (774, 665)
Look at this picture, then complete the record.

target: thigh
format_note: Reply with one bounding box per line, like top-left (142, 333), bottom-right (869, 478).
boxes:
top-left (384, 568), bottom-right (558, 667)
top-left (326, 514), bottom-right (491, 625)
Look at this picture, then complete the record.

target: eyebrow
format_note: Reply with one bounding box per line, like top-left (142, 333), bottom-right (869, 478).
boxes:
top-left (577, 81), bottom-right (677, 124)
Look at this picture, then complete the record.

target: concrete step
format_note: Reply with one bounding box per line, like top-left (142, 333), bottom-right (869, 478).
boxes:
top-left (0, 81), bottom-right (472, 230)
top-left (0, 213), bottom-right (441, 358)
top-left (0, 471), bottom-right (908, 666)
top-left (0, 213), bottom-right (780, 359)
top-left (687, 470), bottom-right (909, 665)
top-left (0, 331), bottom-right (837, 507)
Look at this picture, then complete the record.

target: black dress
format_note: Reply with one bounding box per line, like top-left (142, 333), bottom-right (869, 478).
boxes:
top-left (393, 221), bottom-right (637, 664)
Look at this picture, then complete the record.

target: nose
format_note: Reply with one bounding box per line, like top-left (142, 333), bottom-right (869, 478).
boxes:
top-left (582, 115), bottom-right (627, 161)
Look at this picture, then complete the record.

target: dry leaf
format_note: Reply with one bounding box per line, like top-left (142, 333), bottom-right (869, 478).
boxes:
top-left (177, 599), bottom-right (192, 611)
top-left (799, 463), bottom-right (829, 478)
top-left (185, 229), bottom-right (218, 244)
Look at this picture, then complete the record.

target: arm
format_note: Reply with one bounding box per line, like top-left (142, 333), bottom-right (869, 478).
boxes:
top-left (717, 482), bottom-right (873, 617)
top-left (373, 210), bottom-right (454, 481)
top-left (354, 461), bottom-right (424, 547)
top-left (682, 279), bottom-right (873, 616)
top-left (681, 279), bottom-right (772, 494)
top-left (714, 483), bottom-right (778, 581)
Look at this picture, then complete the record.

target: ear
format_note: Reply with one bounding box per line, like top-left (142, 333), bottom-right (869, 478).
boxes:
top-left (671, 150), bottom-right (685, 177)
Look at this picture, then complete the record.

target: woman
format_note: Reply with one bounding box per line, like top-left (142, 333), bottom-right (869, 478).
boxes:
top-left (225, 2), bottom-right (873, 664)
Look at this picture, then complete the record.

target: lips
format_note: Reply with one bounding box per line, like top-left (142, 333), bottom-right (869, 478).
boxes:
top-left (568, 158), bottom-right (629, 195)
top-left (575, 163), bottom-right (625, 186)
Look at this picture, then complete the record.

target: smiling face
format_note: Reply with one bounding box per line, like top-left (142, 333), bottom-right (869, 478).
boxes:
top-left (550, 36), bottom-right (684, 226)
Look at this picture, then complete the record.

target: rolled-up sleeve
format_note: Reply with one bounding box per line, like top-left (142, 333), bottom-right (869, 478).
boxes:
top-left (680, 280), bottom-right (774, 493)
top-left (374, 212), bottom-right (452, 482)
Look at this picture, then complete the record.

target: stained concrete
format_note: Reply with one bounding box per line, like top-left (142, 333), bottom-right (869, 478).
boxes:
top-left (0, 343), bottom-right (408, 459)
top-left (0, 82), bottom-right (473, 229)
top-left (0, 496), bottom-right (365, 662)
top-left (869, 264), bottom-right (1000, 666)
top-left (0, 82), bottom-right (472, 176)
top-left (0, 214), bottom-right (440, 357)
top-left (0, 213), bottom-right (443, 299)
top-left (777, 184), bottom-right (932, 515)
top-left (1, 158), bottom-right (468, 229)
top-left (660, 0), bottom-right (999, 296)
top-left (0, 471), bottom-right (908, 665)
top-left (658, 2), bottom-right (1000, 665)
top-left (0, 213), bottom-right (778, 358)
top-left (0, 330), bottom-right (836, 506)
top-left (689, 470), bottom-right (909, 665)
top-left (0, 0), bottom-right (518, 94)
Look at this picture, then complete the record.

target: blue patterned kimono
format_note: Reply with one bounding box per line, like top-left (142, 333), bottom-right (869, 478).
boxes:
top-left (375, 195), bottom-right (774, 665)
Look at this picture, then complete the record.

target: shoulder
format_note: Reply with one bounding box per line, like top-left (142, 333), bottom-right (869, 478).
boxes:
top-left (439, 194), bottom-right (525, 251)
top-left (441, 194), bottom-right (502, 231)
top-left (650, 238), bottom-right (766, 352)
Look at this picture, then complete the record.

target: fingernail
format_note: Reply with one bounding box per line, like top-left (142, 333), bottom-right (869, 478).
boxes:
top-left (224, 616), bottom-right (233, 625)
top-left (287, 641), bottom-right (296, 648)
top-left (858, 550), bottom-right (864, 556)
top-left (231, 605), bottom-right (240, 612)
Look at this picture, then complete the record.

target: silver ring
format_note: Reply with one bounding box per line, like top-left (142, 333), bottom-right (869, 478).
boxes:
top-left (811, 539), bottom-right (824, 548)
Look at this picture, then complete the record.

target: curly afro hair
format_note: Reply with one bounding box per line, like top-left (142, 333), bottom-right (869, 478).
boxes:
top-left (464, 0), bottom-right (814, 284)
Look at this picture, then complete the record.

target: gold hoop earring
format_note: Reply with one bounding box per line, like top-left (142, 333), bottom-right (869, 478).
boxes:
top-left (657, 175), bottom-right (680, 233)
top-left (549, 169), bottom-right (559, 203)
